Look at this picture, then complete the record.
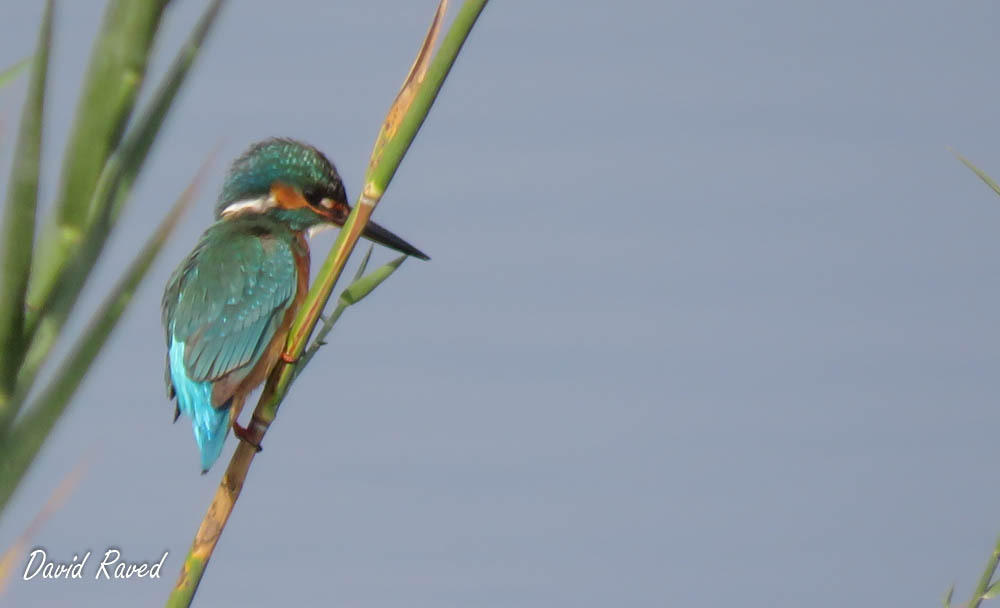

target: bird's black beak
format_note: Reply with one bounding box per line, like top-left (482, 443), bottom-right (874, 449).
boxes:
top-left (362, 220), bottom-right (430, 260)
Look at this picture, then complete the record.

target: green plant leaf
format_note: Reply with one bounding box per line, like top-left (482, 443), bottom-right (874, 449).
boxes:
top-left (16, 0), bottom-right (227, 409)
top-left (967, 537), bottom-right (1000, 608)
top-left (364, 0), bottom-right (489, 194)
top-left (26, 0), bottom-right (168, 318)
top-left (340, 255), bottom-right (406, 305)
top-left (296, 253), bottom-right (405, 377)
top-left (953, 148), bottom-right (1000, 198)
top-left (367, 0), bottom-right (446, 167)
top-left (0, 56), bottom-right (32, 90)
top-left (0, 158), bottom-right (208, 515)
top-left (102, 0), bottom-right (227, 222)
top-left (985, 579), bottom-right (1000, 600)
top-left (0, 1), bottom-right (53, 420)
top-left (286, 0), bottom-right (488, 357)
top-left (352, 244), bottom-right (375, 282)
top-left (943, 582), bottom-right (954, 607)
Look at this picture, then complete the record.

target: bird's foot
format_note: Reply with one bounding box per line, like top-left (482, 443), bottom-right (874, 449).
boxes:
top-left (281, 351), bottom-right (299, 364)
top-left (232, 421), bottom-right (263, 453)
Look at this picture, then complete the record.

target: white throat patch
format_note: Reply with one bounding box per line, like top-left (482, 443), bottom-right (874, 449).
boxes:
top-left (220, 195), bottom-right (273, 218)
top-left (307, 223), bottom-right (335, 238)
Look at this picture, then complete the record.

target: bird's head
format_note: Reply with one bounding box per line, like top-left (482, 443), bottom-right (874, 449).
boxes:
top-left (215, 138), bottom-right (428, 259)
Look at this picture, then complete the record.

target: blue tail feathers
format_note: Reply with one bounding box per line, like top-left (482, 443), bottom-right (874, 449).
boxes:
top-left (168, 340), bottom-right (229, 471)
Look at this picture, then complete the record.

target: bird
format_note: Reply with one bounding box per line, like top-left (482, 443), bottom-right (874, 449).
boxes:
top-left (162, 138), bottom-right (428, 472)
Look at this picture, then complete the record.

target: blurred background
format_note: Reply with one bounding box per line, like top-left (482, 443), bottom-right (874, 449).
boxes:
top-left (2, 1), bottom-right (1000, 605)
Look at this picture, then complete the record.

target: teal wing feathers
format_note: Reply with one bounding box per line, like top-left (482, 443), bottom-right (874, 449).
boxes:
top-left (162, 219), bottom-right (299, 471)
top-left (163, 220), bottom-right (298, 389)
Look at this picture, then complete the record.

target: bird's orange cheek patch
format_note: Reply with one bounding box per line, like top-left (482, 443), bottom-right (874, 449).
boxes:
top-left (271, 182), bottom-right (309, 210)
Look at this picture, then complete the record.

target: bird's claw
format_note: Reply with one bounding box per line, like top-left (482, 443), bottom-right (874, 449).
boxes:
top-left (232, 422), bottom-right (263, 453)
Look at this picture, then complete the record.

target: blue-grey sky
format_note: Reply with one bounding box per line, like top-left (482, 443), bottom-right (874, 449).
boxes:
top-left (2, 1), bottom-right (1000, 605)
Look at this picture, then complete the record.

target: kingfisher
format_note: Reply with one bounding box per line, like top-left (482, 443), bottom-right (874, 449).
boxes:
top-left (162, 138), bottom-right (428, 472)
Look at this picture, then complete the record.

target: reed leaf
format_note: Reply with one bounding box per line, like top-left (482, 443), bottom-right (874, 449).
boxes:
top-left (960, 536), bottom-right (1000, 608)
top-left (340, 254), bottom-right (405, 305)
top-left (952, 149), bottom-right (1000, 198)
top-left (0, 57), bottom-right (32, 91)
top-left (985, 579), bottom-right (1000, 600)
top-left (16, 0), bottom-right (227, 413)
top-left (364, 0), bottom-right (488, 195)
top-left (0, 2), bottom-right (52, 424)
top-left (0, 455), bottom-right (89, 595)
top-left (26, 0), bottom-right (168, 321)
top-left (295, 253), bottom-right (406, 376)
top-left (368, 0), bottom-right (446, 166)
top-left (0, 159), bottom-right (209, 514)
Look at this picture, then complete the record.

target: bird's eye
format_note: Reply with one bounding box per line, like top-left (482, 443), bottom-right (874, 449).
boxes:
top-left (302, 188), bottom-right (324, 207)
